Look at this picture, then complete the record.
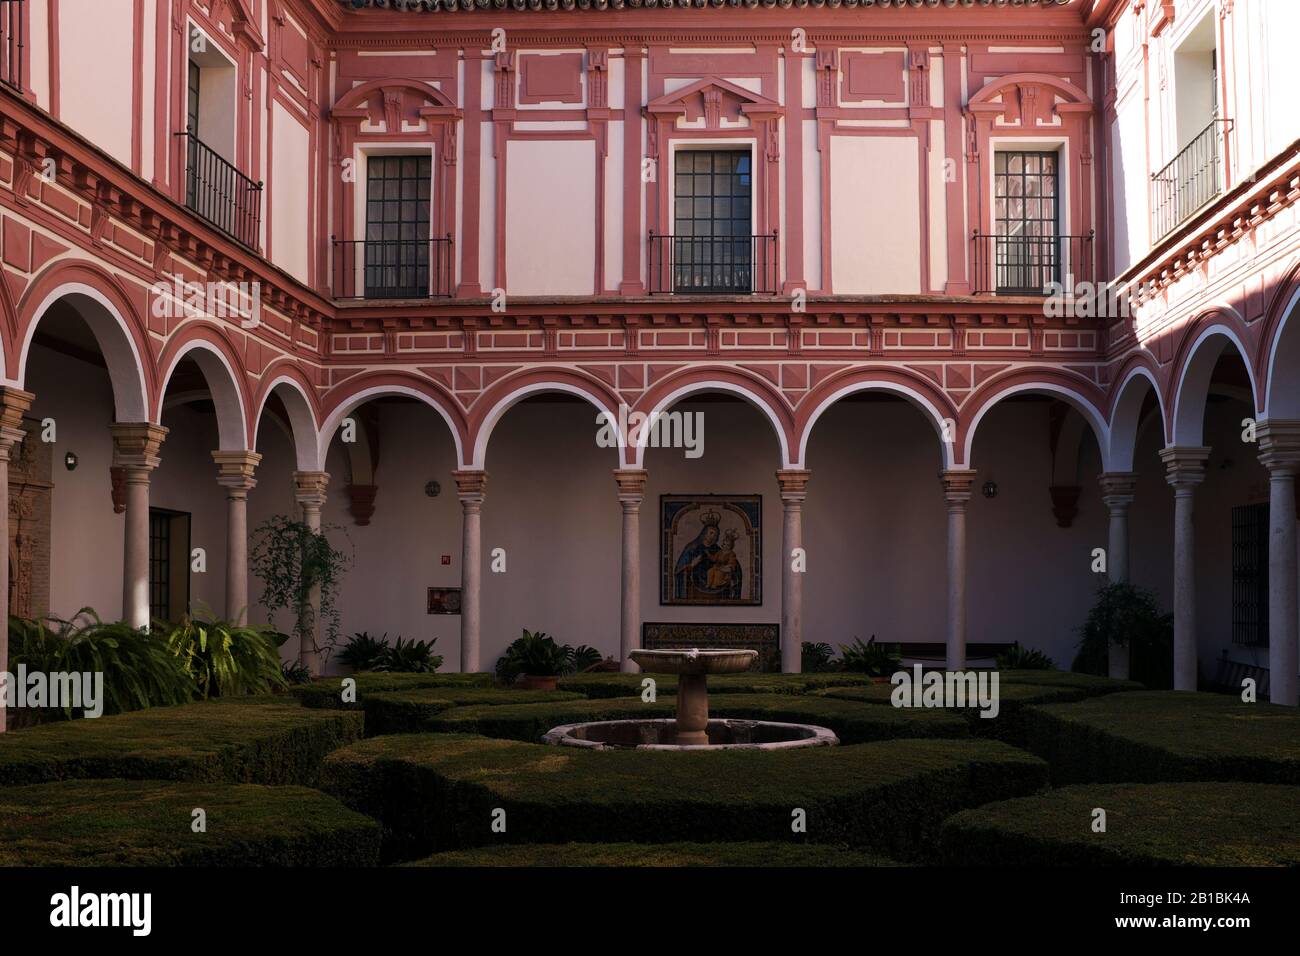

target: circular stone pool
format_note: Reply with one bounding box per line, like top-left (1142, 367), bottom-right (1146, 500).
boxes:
top-left (541, 717), bottom-right (839, 751)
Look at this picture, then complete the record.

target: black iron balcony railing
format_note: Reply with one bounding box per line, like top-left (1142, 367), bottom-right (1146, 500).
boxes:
top-left (1151, 117), bottom-right (1232, 241)
top-left (972, 231), bottom-right (1095, 295)
top-left (331, 236), bottom-right (454, 299)
top-left (177, 129), bottom-right (262, 250)
top-left (648, 231), bottom-right (779, 294)
top-left (0, 0), bottom-right (24, 92)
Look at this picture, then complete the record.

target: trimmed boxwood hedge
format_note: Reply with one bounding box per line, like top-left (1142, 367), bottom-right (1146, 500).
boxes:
top-left (362, 687), bottom-right (587, 736)
top-left (0, 779), bottom-right (380, 866)
top-left (424, 693), bottom-right (969, 743)
top-left (556, 671), bottom-right (874, 698)
top-left (1022, 691), bottom-right (1300, 784)
top-left (291, 672), bottom-right (495, 710)
top-left (406, 841), bottom-right (901, 867)
top-left (0, 697), bottom-right (363, 786)
top-left (320, 733), bottom-right (1047, 861)
top-left (940, 782), bottom-right (1300, 866)
top-left (997, 670), bottom-right (1144, 694)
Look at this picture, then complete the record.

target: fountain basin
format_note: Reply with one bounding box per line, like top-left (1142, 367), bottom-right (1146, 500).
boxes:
top-left (542, 718), bottom-right (839, 751)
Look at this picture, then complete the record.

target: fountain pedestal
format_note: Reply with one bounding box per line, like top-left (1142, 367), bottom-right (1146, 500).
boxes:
top-left (630, 648), bottom-right (757, 745)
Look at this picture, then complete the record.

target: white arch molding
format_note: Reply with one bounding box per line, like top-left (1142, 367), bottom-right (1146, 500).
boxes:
top-left (1106, 364), bottom-right (1165, 472)
top-left (1170, 323), bottom-right (1260, 447)
top-left (319, 384), bottom-right (465, 471)
top-left (471, 381), bottom-right (622, 469)
top-left (797, 380), bottom-right (957, 469)
top-left (252, 376), bottom-right (324, 472)
top-left (633, 379), bottom-right (792, 470)
top-left (1263, 284), bottom-right (1300, 421)
top-left (18, 283), bottom-right (150, 422)
top-left (156, 339), bottom-right (250, 452)
top-left (962, 380), bottom-right (1112, 471)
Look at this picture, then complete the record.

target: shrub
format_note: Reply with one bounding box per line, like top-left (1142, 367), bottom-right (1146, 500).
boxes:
top-left (338, 632), bottom-right (390, 671)
top-left (320, 734), bottom-right (1047, 862)
top-left (995, 643), bottom-right (1054, 670)
top-left (281, 659), bottom-right (314, 685)
top-left (494, 630), bottom-right (591, 683)
top-left (941, 782), bottom-right (1300, 866)
top-left (1073, 583), bottom-right (1173, 688)
top-left (406, 842), bottom-right (901, 868)
top-left (1021, 691), bottom-right (1300, 785)
top-left (0, 779), bottom-right (380, 866)
top-left (839, 636), bottom-right (901, 676)
top-left (996, 669), bottom-right (1143, 693)
top-left (158, 610), bottom-right (287, 698)
top-left (374, 636), bottom-right (442, 673)
top-left (0, 697), bottom-right (363, 786)
top-left (290, 672), bottom-right (494, 710)
top-left (801, 642), bottom-right (838, 673)
top-left (249, 515), bottom-right (353, 663)
top-left (361, 687), bottom-right (587, 736)
top-left (8, 610), bottom-right (194, 718)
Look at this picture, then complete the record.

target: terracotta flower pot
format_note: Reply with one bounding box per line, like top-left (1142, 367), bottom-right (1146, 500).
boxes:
top-left (518, 675), bottom-right (559, 691)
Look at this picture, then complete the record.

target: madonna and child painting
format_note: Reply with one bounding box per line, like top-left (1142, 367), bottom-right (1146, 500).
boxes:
top-left (660, 494), bottom-right (762, 606)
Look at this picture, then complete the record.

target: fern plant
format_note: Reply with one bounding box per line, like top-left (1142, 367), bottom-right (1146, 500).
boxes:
top-left (338, 631), bottom-right (391, 671)
top-left (158, 607), bottom-right (287, 698)
top-left (8, 609), bottom-right (194, 717)
top-left (996, 643), bottom-right (1056, 670)
top-left (839, 635), bottom-right (902, 677)
top-left (373, 636), bottom-right (442, 673)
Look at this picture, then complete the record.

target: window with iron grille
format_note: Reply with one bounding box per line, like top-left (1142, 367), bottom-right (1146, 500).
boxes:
top-left (149, 509), bottom-right (190, 624)
top-left (1231, 503), bottom-right (1269, 648)
top-left (364, 155), bottom-right (432, 298)
top-left (992, 151), bottom-right (1060, 293)
top-left (187, 60), bottom-right (201, 137)
top-left (0, 0), bottom-right (25, 93)
top-left (672, 150), bottom-right (753, 293)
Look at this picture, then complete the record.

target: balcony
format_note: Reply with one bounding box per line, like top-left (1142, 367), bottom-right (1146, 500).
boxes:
top-left (1151, 117), bottom-right (1232, 242)
top-left (0, 0), bottom-right (23, 92)
top-left (648, 232), bottom-right (779, 295)
top-left (178, 130), bottom-right (262, 250)
top-left (331, 237), bottom-right (454, 300)
top-left (971, 232), bottom-right (1095, 295)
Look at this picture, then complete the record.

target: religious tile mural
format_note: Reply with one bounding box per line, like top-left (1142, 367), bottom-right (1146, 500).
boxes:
top-left (660, 494), bottom-right (761, 606)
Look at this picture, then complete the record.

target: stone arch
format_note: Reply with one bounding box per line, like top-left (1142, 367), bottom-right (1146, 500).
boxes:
top-left (795, 367), bottom-right (959, 469)
top-left (16, 262), bottom-right (154, 422)
top-left (961, 370), bottom-right (1110, 470)
top-left (1170, 318), bottom-right (1258, 447)
top-left (1106, 358), bottom-right (1166, 472)
top-left (155, 326), bottom-right (252, 451)
top-left (468, 368), bottom-right (623, 470)
top-left (319, 371), bottom-right (466, 471)
top-left (251, 363), bottom-right (323, 473)
top-left (630, 367), bottom-right (796, 469)
top-left (1260, 259), bottom-right (1300, 420)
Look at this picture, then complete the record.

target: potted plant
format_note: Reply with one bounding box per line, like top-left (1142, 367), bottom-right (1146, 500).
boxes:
top-left (495, 630), bottom-right (571, 690)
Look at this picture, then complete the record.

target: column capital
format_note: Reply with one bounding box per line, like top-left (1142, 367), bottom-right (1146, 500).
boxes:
top-left (1098, 471), bottom-right (1139, 504)
top-left (110, 422), bottom-right (168, 472)
top-left (0, 386), bottom-right (33, 454)
top-left (292, 470), bottom-right (329, 507)
top-left (1159, 446), bottom-right (1210, 488)
top-left (939, 468), bottom-right (978, 502)
top-left (213, 450), bottom-right (261, 492)
top-left (775, 468), bottom-right (812, 500)
top-left (613, 468), bottom-right (648, 501)
top-left (1257, 420), bottom-right (1300, 473)
top-left (452, 468), bottom-right (488, 501)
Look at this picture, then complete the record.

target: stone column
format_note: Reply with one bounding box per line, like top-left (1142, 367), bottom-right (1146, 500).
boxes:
top-left (213, 451), bottom-right (261, 625)
top-left (614, 469), bottom-right (647, 673)
top-left (940, 469), bottom-right (977, 672)
top-left (1257, 422), bottom-right (1300, 707)
top-left (1159, 447), bottom-right (1209, 692)
top-left (111, 423), bottom-right (168, 630)
top-left (0, 387), bottom-right (33, 734)
top-left (292, 470), bottom-right (329, 675)
top-left (453, 470), bottom-right (488, 674)
top-left (777, 469), bottom-right (812, 673)
top-left (1099, 472), bottom-right (1139, 679)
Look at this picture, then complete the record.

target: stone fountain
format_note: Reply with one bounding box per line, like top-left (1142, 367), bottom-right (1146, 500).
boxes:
top-left (542, 647), bottom-right (839, 750)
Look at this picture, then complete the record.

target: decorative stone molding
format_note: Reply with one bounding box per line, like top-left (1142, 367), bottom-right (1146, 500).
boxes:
top-left (1049, 484), bottom-right (1081, 528)
top-left (346, 483), bottom-right (379, 525)
top-left (613, 468), bottom-right (647, 502)
top-left (109, 423), bottom-right (168, 474)
top-left (452, 469), bottom-right (489, 502)
top-left (940, 468), bottom-right (978, 503)
top-left (775, 468), bottom-right (811, 501)
top-left (1256, 421), bottom-right (1300, 474)
top-left (1098, 471), bottom-right (1139, 507)
top-left (212, 450), bottom-right (262, 495)
top-left (1159, 446), bottom-right (1210, 488)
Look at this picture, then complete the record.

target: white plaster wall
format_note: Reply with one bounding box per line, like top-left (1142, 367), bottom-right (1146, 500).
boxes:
top-left (829, 136), bottom-right (922, 294)
top-left (504, 139), bottom-right (597, 295)
top-left (57, 1), bottom-right (135, 166)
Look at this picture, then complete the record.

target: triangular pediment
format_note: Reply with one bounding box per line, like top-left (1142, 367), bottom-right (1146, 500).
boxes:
top-left (647, 77), bottom-right (781, 128)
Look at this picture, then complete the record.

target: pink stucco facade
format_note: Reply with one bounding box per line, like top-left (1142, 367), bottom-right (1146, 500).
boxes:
top-left (0, 0), bottom-right (1297, 703)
